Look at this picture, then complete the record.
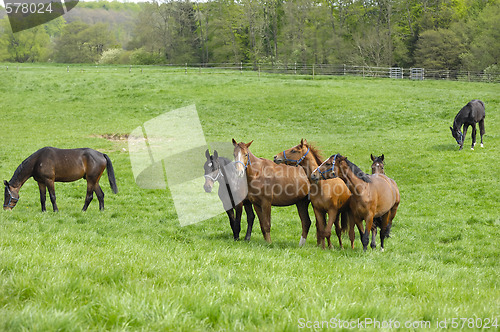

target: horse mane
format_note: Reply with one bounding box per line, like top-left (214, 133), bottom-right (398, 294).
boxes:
top-left (9, 152), bottom-right (38, 185)
top-left (345, 158), bottom-right (372, 183)
top-left (302, 143), bottom-right (324, 165)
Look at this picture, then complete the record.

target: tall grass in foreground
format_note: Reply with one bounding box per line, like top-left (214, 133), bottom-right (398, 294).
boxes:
top-left (0, 64), bottom-right (498, 331)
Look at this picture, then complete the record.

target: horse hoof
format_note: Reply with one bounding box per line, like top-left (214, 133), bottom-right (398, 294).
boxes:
top-left (381, 248), bottom-right (385, 252)
top-left (481, 144), bottom-right (484, 148)
top-left (299, 236), bottom-right (306, 247)
top-left (471, 147), bottom-right (474, 150)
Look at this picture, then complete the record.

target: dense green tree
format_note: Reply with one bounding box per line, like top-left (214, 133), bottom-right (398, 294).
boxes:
top-left (460, 1), bottom-right (500, 71)
top-left (0, 0), bottom-right (498, 71)
top-left (414, 28), bottom-right (465, 69)
top-left (53, 21), bottom-right (115, 63)
top-left (0, 18), bottom-right (50, 62)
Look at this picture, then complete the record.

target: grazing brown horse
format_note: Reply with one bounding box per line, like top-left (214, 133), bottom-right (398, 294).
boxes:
top-left (274, 139), bottom-right (352, 249)
top-left (232, 139), bottom-right (312, 245)
top-left (311, 154), bottom-right (399, 251)
top-left (4, 147), bottom-right (118, 212)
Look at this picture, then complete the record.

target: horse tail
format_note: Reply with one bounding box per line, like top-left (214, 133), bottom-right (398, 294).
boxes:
top-left (340, 209), bottom-right (349, 233)
top-left (104, 154), bottom-right (118, 194)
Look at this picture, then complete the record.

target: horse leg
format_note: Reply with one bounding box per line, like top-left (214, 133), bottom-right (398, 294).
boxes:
top-left (371, 224), bottom-right (377, 250)
top-left (329, 209), bottom-right (342, 249)
top-left (38, 182), bottom-right (47, 212)
top-left (94, 184), bottom-right (105, 211)
top-left (253, 203), bottom-right (271, 243)
top-left (471, 123), bottom-right (477, 150)
top-left (225, 209), bottom-right (239, 240)
top-left (460, 124), bottom-right (468, 150)
top-left (234, 203), bottom-right (243, 240)
top-left (46, 181), bottom-right (58, 212)
top-left (243, 201), bottom-right (255, 241)
top-left (347, 210), bottom-right (356, 249)
top-left (362, 213), bottom-right (375, 251)
top-left (479, 119), bottom-right (485, 147)
top-left (381, 202), bottom-right (399, 252)
top-left (379, 213), bottom-right (391, 252)
top-left (82, 182), bottom-right (94, 212)
top-left (296, 199), bottom-right (312, 247)
top-left (313, 208), bottom-right (327, 249)
top-left (260, 201), bottom-right (272, 243)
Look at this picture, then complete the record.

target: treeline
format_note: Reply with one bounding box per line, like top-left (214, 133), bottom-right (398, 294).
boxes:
top-left (0, 0), bottom-right (499, 72)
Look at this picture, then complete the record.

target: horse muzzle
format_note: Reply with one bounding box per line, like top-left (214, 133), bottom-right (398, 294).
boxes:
top-left (273, 155), bottom-right (284, 164)
top-left (310, 172), bottom-right (319, 182)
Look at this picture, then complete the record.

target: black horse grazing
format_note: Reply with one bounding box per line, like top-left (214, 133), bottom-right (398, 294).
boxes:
top-left (203, 149), bottom-right (255, 241)
top-left (450, 99), bottom-right (485, 150)
top-left (4, 147), bottom-right (118, 212)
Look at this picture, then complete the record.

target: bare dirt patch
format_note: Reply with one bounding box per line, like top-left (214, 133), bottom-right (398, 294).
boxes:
top-left (95, 133), bottom-right (129, 142)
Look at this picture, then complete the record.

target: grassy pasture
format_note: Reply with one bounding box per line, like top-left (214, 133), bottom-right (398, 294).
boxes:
top-left (0, 64), bottom-right (499, 331)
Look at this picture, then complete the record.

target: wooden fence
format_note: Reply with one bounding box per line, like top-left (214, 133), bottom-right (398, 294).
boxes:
top-left (4, 62), bottom-right (500, 83)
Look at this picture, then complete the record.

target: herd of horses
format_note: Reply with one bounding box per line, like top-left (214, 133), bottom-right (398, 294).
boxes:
top-left (3, 100), bottom-right (485, 252)
top-left (204, 139), bottom-right (399, 251)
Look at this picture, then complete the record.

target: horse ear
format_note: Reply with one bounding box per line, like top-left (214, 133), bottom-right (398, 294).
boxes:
top-left (449, 127), bottom-right (453, 132)
top-left (4, 180), bottom-right (9, 187)
top-left (213, 150), bottom-right (218, 159)
top-left (232, 138), bottom-right (237, 146)
top-left (205, 149), bottom-right (210, 159)
top-left (370, 154), bottom-right (375, 161)
top-left (246, 140), bottom-right (254, 148)
top-left (301, 138), bottom-right (307, 146)
top-left (381, 154), bottom-right (384, 161)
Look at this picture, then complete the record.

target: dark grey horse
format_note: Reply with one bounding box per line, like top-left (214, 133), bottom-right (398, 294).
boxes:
top-left (450, 100), bottom-right (485, 150)
top-left (203, 149), bottom-right (255, 241)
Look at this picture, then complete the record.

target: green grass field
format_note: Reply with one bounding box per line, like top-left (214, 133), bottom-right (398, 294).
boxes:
top-left (0, 64), bottom-right (499, 331)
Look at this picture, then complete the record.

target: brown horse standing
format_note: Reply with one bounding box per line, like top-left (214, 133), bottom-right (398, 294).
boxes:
top-left (312, 154), bottom-right (399, 251)
top-left (232, 139), bottom-right (312, 245)
top-left (4, 147), bottom-right (118, 212)
top-left (274, 139), bottom-right (351, 249)
top-left (369, 154), bottom-right (398, 249)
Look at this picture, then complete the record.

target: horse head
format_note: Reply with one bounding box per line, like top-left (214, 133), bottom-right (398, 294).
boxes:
top-left (203, 149), bottom-right (222, 193)
top-left (232, 139), bottom-right (253, 177)
top-left (273, 139), bottom-right (310, 166)
top-left (370, 154), bottom-right (385, 174)
top-left (311, 154), bottom-right (343, 181)
top-left (450, 126), bottom-right (463, 146)
top-left (3, 180), bottom-right (19, 210)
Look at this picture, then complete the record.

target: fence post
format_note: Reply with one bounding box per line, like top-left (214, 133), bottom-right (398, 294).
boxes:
top-left (185, 63), bottom-right (188, 75)
top-left (129, 65), bottom-right (131, 73)
top-left (67, 66), bottom-right (69, 72)
top-left (294, 62), bottom-right (297, 75)
top-left (240, 62), bottom-right (243, 74)
top-left (312, 64), bottom-right (315, 79)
